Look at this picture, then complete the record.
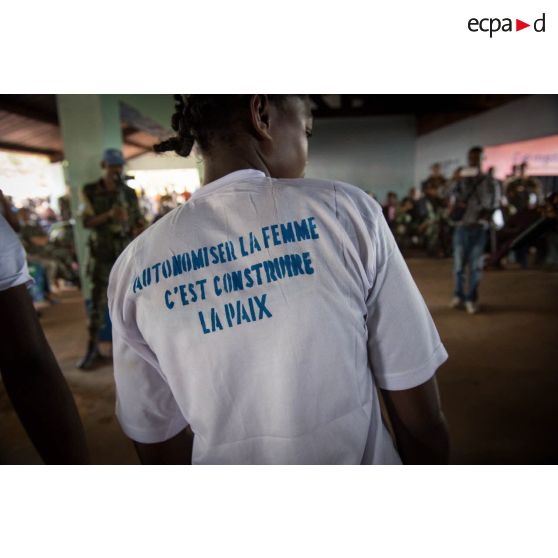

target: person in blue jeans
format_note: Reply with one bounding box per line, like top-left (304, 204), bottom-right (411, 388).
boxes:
top-left (449, 146), bottom-right (500, 314)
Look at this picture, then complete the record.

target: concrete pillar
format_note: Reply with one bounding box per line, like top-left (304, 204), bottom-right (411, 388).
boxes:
top-left (56, 95), bottom-right (123, 298)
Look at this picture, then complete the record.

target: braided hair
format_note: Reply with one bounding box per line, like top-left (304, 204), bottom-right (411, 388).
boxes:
top-left (154, 95), bottom-right (306, 158)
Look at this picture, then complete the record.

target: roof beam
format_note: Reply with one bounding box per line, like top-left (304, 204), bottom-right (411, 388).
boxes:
top-left (0, 97), bottom-right (59, 125)
top-left (122, 126), bottom-right (156, 151)
top-left (124, 140), bottom-right (151, 152)
top-left (122, 125), bottom-right (138, 138)
top-left (125, 138), bottom-right (154, 150)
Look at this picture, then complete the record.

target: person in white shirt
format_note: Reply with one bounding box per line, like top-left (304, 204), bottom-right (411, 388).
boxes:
top-left (108, 95), bottom-right (450, 464)
top-left (0, 209), bottom-right (89, 464)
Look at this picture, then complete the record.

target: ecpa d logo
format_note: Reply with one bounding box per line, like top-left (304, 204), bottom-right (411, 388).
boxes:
top-left (468, 13), bottom-right (546, 37)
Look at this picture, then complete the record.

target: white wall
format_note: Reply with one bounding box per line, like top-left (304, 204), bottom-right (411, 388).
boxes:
top-left (415, 95), bottom-right (558, 183)
top-left (306, 115), bottom-right (416, 201)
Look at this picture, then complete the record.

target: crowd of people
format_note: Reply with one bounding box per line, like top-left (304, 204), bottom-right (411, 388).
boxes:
top-left (3, 155), bottom-right (555, 308)
top-left (2, 151), bottom-right (557, 319)
top-left (0, 191), bottom-right (79, 304)
top-left (0, 180), bottom-right (192, 307)
top-left (379, 160), bottom-right (558, 271)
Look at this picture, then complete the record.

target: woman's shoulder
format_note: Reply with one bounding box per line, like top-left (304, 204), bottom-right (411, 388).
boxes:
top-left (274, 176), bottom-right (378, 206)
top-left (272, 176), bottom-right (383, 235)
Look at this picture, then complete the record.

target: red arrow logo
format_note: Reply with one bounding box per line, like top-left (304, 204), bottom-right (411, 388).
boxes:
top-left (516, 19), bottom-right (530, 31)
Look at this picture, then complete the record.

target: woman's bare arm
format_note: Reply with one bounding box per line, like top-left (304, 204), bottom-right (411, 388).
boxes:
top-left (0, 284), bottom-right (90, 464)
top-left (134, 426), bottom-right (194, 465)
top-left (380, 375), bottom-right (450, 464)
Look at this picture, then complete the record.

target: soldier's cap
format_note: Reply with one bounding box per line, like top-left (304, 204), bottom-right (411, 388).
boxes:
top-left (102, 148), bottom-right (125, 166)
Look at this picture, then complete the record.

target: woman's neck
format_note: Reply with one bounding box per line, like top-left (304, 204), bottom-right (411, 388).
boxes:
top-left (202, 149), bottom-right (270, 186)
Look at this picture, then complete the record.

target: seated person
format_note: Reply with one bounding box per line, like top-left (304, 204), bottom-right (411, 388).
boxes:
top-left (18, 208), bottom-right (75, 292)
top-left (415, 183), bottom-right (444, 256)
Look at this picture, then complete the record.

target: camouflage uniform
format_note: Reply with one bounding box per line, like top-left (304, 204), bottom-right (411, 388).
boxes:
top-left (80, 179), bottom-right (143, 341)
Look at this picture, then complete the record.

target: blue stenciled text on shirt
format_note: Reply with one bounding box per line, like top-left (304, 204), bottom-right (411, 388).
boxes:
top-left (131, 216), bottom-right (320, 294)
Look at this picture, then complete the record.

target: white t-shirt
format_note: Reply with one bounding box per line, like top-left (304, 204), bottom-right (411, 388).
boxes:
top-left (109, 170), bottom-right (448, 464)
top-left (0, 214), bottom-right (32, 292)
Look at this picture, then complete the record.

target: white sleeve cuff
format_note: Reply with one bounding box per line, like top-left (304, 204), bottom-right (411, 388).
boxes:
top-left (374, 343), bottom-right (448, 391)
top-left (0, 272), bottom-right (33, 292)
top-left (116, 412), bottom-right (189, 445)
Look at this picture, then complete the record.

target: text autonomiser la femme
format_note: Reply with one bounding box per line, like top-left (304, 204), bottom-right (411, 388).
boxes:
top-left (130, 216), bottom-right (321, 335)
top-left (132, 216), bottom-right (320, 294)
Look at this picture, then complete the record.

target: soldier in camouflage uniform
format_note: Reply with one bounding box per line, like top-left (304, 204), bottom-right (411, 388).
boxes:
top-left (77, 148), bottom-right (145, 370)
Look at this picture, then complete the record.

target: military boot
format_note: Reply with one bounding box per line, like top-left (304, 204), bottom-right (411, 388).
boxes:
top-left (77, 339), bottom-right (102, 370)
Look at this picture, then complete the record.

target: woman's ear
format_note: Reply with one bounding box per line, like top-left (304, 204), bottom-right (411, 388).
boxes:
top-left (249, 95), bottom-right (273, 141)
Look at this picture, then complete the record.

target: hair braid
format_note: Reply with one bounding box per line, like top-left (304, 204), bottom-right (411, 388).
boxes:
top-left (153, 95), bottom-right (195, 157)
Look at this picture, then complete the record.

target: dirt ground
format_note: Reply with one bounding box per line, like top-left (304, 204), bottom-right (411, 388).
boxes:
top-left (1, 259), bottom-right (557, 464)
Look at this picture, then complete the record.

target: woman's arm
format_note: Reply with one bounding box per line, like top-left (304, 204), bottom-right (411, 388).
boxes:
top-left (134, 427), bottom-right (194, 465)
top-left (0, 284), bottom-right (90, 464)
top-left (380, 375), bottom-right (450, 465)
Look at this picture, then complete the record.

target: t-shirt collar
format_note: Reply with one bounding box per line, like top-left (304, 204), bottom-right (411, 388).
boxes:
top-left (192, 169), bottom-right (267, 200)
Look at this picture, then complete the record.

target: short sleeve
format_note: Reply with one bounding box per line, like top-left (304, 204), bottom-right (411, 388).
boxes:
top-left (112, 332), bottom-right (188, 444)
top-left (109, 248), bottom-right (188, 444)
top-left (365, 207), bottom-right (448, 391)
top-left (0, 214), bottom-right (32, 292)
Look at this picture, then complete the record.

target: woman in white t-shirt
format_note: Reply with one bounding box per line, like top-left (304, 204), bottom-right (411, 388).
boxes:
top-left (108, 95), bottom-right (450, 464)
